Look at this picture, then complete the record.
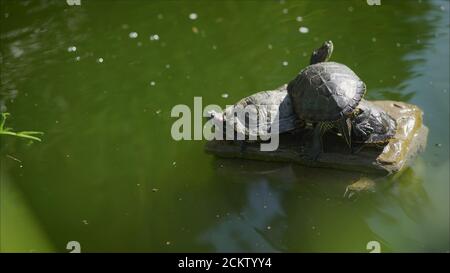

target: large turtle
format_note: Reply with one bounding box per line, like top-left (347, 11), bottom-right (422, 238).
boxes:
top-left (287, 41), bottom-right (366, 158)
top-left (208, 85), bottom-right (302, 145)
top-left (351, 99), bottom-right (396, 150)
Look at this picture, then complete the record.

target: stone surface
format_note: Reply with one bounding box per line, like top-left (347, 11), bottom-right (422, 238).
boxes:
top-left (204, 100), bottom-right (428, 175)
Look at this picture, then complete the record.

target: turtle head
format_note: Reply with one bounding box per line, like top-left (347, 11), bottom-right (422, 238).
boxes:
top-left (310, 40), bottom-right (333, 65)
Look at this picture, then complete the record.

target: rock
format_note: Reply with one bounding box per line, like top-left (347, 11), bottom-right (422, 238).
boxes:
top-left (205, 100), bottom-right (428, 175)
top-left (343, 177), bottom-right (376, 199)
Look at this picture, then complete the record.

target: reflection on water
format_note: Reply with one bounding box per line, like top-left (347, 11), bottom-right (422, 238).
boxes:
top-left (0, 0), bottom-right (448, 252)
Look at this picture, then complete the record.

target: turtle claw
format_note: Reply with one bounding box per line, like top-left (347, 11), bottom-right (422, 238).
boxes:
top-left (343, 187), bottom-right (354, 199)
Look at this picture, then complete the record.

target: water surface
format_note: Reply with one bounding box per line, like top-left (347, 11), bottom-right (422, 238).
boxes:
top-left (0, 0), bottom-right (449, 252)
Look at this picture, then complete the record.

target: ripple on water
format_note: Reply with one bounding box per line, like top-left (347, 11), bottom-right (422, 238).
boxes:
top-left (299, 26), bottom-right (309, 34)
top-left (189, 13), bottom-right (198, 20)
top-left (150, 34), bottom-right (160, 41)
top-left (128, 32), bottom-right (138, 39)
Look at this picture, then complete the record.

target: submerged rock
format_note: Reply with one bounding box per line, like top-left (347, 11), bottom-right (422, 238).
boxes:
top-left (343, 177), bottom-right (376, 199)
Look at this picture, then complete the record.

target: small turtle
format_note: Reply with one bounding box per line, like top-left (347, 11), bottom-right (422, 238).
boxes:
top-left (287, 41), bottom-right (366, 159)
top-left (209, 85), bottom-right (302, 145)
top-left (351, 99), bottom-right (397, 150)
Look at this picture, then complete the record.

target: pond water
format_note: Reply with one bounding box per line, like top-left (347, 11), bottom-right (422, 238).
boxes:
top-left (0, 0), bottom-right (448, 252)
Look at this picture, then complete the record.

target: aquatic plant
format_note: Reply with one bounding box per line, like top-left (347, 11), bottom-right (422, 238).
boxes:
top-left (0, 112), bottom-right (43, 142)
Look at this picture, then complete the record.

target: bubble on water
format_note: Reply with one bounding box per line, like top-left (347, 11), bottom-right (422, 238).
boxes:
top-left (440, 5), bottom-right (446, 11)
top-left (348, 6), bottom-right (354, 12)
top-left (97, 57), bottom-right (104, 63)
top-left (416, 39), bottom-right (421, 44)
top-left (372, 37), bottom-right (377, 42)
top-left (267, 226), bottom-right (271, 230)
top-left (296, 16), bottom-right (303, 22)
top-left (221, 93), bottom-right (229, 98)
top-left (396, 42), bottom-right (401, 47)
top-left (172, 161), bottom-right (177, 166)
top-left (298, 26), bottom-right (309, 34)
top-left (212, 45), bottom-right (217, 50)
top-left (82, 220), bottom-right (89, 225)
top-left (165, 241), bottom-right (171, 245)
top-left (268, 44), bottom-right (273, 50)
top-left (192, 26), bottom-right (199, 34)
top-left (302, 52), bottom-right (307, 57)
top-left (4, 13), bottom-right (9, 18)
top-left (137, 42), bottom-right (142, 47)
top-left (152, 188), bottom-right (159, 192)
top-left (189, 13), bottom-right (198, 20)
top-left (157, 13), bottom-right (164, 19)
top-left (165, 64), bottom-right (171, 69)
top-left (282, 61), bottom-right (288, 66)
top-left (67, 46), bottom-right (77, 52)
top-left (282, 8), bottom-right (288, 14)
top-left (137, 183), bottom-right (141, 187)
top-left (150, 34), bottom-right (160, 41)
top-left (129, 32), bottom-right (138, 39)
top-left (75, 56), bottom-right (80, 61)
top-left (150, 81), bottom-right (156, 86)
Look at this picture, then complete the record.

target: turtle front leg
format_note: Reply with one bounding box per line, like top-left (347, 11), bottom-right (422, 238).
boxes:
top-left (338, 114), bottom-right (353, 153)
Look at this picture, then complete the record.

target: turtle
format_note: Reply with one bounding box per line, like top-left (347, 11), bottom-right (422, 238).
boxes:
top-left (208, 85), bottom-right (302, 146)
top-left (287, 40), bottom-right (366, 159)
top-left (351, 99), bottom-right (397, 151)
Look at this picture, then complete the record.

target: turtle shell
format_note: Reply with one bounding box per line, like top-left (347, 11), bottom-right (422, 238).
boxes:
top-left (352, 100), bottom-right (396, 144)
top-left (223, 87), bottom-right (299, 139)
top-left (287, 62), bottom-right (366, 121)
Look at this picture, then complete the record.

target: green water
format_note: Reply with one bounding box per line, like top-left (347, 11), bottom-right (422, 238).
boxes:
top-left (0, 0), bottom-right (449, 252)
